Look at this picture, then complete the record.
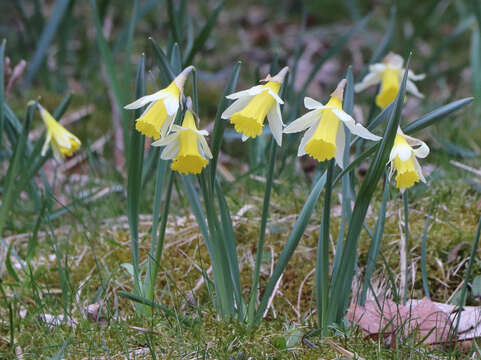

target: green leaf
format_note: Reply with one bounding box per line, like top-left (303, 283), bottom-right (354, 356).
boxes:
top-left (0, 39), bottom-right (5, 150)
top-left (421, 206), bottom-right (433, 299)
top-left (24, 0), bottom-right (72, 86)
top-left (403, 97), bottom-right (473, 134)
top-left (359, 176), bottom-right (390, 305)
top-left (316, 159), bottom-right (335, 335)
top-left (150, 37), bottom-right (176, 85)
top-left (328, 55), bottom-right (412, 324)
top-left (184, 1), bottom-right (224, 65)
top-left (210, 62), bottom-right (242, 183)
top-left (126, 55), bottom-right (145, 298)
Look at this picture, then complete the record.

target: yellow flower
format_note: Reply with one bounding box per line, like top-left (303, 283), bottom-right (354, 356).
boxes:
top-left (284, 79), bottom-right (381, 168)
top-left (152, 107), bottom-right (212, 175)
top-left (124, 66), bottom-right (194, 140)
top-left (388, 128), bottom-right (430, 192)
top-left (38, 104), bottom-right (81, 160)
top-left (354, 52), bottom-right (425, 109)
top-left (221, 66), bottom-right (288, 146)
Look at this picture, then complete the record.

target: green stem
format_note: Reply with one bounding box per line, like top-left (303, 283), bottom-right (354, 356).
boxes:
top-left (247, 139), bottom-right (277, 322)
top-left (316, 159), bottom-right (334, 336)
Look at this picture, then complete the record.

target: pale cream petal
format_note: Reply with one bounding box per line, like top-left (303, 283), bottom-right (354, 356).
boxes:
top-left (406, 79), bottom-right (424, 98)
top-left (225, 85), bottom-right (265, 100)
top-left (397, 144), bottom-right (413, 162)
top-left (160, 115), bottom-right (176, 137)
top-left (241, 134), bottom-right (249, 142)
top-left (161, 140), bottom-right (180, 160)
top-left (151, 132), bottom-right (179, 147)
top-left (41, 132), bottom-right (52, 156)
top-left (334, 125), bottom-right (345, 169)
top-left (221, 96), bottom-right (253, 119)
top-left (403, 133), bottom-right (430, 158)
top-left (407, 70), bottom-right (425, 81)
top-left (297, 124), bottom-right (317, 156)
top-left (354, 70), bottom-right (382, 92)
top-left (124, 91), bottom-right (168, 109)
top-left (389, 145), bottom-right (399, 163)
top-left (332, 109), bottom-right (381, 141)
top-left (283, 110), bottom-right (320, 134)
top-left (267, 104), bottom-right (283, 146)
top-left (304, 97), bottom-right (325, 110)
top-left (267, 88), bottom-right (284, 104)
top-left (413, 157), bottom-right (426, 183)
top-left (163, 95), bottom-right (180, 116)
top-left (198, 135), bottom-right (213, 159)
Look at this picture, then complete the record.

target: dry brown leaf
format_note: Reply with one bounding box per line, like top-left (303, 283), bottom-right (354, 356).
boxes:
top-left (347, 297), bottom-right (453, 346)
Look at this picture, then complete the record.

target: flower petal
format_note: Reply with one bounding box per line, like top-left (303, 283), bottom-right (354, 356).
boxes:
top-left (124, 91), bottom-right (168, 109)
top-left (198, 135), bottom-right (213, 159)
top-left (407, 70), bottom-right (425, 81)
top-left (161, 140), bottom-right (180, 160)
top-left (413, 157), bottom-right (426, 183)
top-left (297, 124), bottom-right (317, 156)
top-left (241, 134), bottom-right (249, 142)
top-left (331, 109), bottom-right (381, 141)
top-left (354, 67), bottom-right (383, 92)
top-left (151, 132), bottom-right (179, 147)
top-left (163, 95), bottom-right (180, 116)
top-left (406, 79), bottom-right (424, 98)
top-left (397, 144), bottom-right (413, 161)
top-left (160, 115), bottom-right (176, 138)
top-left (267, 103), bottom-right (283, 146)
top-left (41, 132), bottom-right (52, 156)
top-left (284, 110), bottom-right (320, 134)
top-left (403, 133), bottom-right (430, 158)
top-left (334, 125), bottom-right (346, 169)
top-left (304, 97), bottom-right (325, 110)
top-left (221, 96), bottom-right (253, 119)
top-left (225, 85), bottom-right (265, 100)
top-left (267, 88), bottom-right (284, 104)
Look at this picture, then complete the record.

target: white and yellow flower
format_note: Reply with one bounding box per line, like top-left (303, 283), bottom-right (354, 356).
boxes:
top-left (124, 66), bottom-right (194, 140)
top-left (283, 79), bottom-right (381, 168)
top-left (38, 104), bottom-right (81, 160)
top-left (152, 104), bottom-right (212, 175)
top-left (388, 128), bottom-right (429, 192)
top-left (354, 52), bottom-right (425, 109)
top-left (221, 66), bottom-right (288, 146)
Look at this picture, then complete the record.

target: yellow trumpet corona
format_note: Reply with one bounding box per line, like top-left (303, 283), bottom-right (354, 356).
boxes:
top-left (221, 67), bottom-right (288, 146)
top-left (284, 79), bottom-right (381, 168)
top-left (171, 111), bottom-right (209, 175)
top-left (355, 52), bottom-right (425, 109)
top-left (39, 105), bottom-right (81, 159)
top-left (388, 128), bottom-right (430, 192)
top-left (152, 105), bottom-right (212, 175)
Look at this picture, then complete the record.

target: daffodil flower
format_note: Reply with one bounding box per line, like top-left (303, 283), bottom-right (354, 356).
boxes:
top-left (388, 128), bottom-right (429, 192)
top-left (124, 66), bottom-right (195, 140)
top-left (355, 52), bottom-right (425, 109)
top-left (38, 104), bottom-right (81, 160)
top-left (221, 66), bottom-right (288, 146)
top-left (283, 79), bottom-right (381, 168)
top-left (152, 104), bottom-right (212, 175)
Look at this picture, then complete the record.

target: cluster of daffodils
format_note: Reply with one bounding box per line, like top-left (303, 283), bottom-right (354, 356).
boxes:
top-left (36, 52), bottom-right (429, 191)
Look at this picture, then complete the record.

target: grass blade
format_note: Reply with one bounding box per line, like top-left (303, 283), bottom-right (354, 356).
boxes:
top-left (421, 206), bottom-right (432, 299)
top-left (0, 102), bottom-right (34, 235)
